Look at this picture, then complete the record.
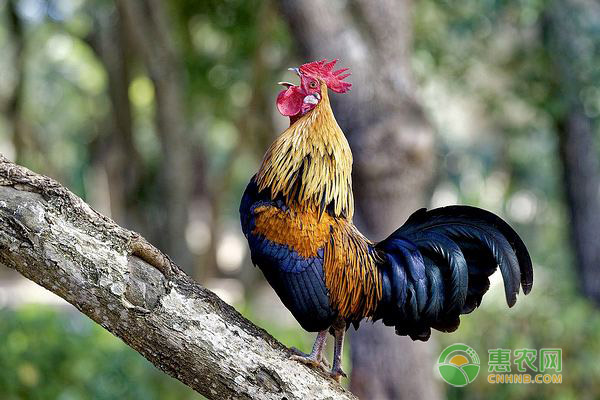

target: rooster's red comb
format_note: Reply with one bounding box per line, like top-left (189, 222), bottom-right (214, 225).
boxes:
top-left (299, 59), bottom-right (352, 93)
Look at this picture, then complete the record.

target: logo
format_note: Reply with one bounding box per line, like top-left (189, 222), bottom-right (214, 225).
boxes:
top-left (437, 343), bottom-right (481, 387)
top-left (487, 348), bottom-right (563, 384)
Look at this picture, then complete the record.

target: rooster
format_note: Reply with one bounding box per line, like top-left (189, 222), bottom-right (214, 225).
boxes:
top-left (240, 59), bottom-right (533, 381)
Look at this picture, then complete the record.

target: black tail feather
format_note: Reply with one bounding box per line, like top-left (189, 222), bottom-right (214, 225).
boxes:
top-left (372, 206), bottom-right (533, 341)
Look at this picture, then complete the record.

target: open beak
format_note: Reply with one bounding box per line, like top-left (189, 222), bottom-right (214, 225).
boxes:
top-left (277, 67), bottom-right (301, 88)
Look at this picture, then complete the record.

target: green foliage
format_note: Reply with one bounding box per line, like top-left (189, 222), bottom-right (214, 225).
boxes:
top-left (415, 1), bottom-right (600, 399)
top-left (1, 0), bottom-right (600, 398)
top-left (0, 306), bottom-right (201, 400)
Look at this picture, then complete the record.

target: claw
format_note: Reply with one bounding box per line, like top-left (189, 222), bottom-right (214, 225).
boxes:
top-left (289, 345), bottom-right (330, 372)
top-left (290, 354), bottom-right (329, 373)
top-left (329, 320), bottom-right (347, 384)
top-left (288, 330), bottom-right (330, 373)
top-left (289, 346), bottom-right (309, 357)
top-left (290, 354), bottom-right (319, 367)
top-left (329, 367), bottom-right (347, 383)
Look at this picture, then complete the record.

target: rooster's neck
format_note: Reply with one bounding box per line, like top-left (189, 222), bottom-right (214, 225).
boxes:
top-left (256, 84), bottom-right (354, 219)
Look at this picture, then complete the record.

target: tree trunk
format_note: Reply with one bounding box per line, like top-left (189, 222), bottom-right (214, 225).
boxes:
top-left (279, 1), bottom-right (440, 399)
top-left (86, 3), bottom-right (140, 230)
top-left (544, 0), bottom-right (600, 304)
top-left (0, 155), bottom-right (357, 400)
top-left (5, 0), bottom-right (27, 163)
top-left (116, 0), bottom-right (195, 271)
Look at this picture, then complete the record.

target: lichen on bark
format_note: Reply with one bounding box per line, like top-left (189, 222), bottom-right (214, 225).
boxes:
top-left (0, 155), bottom-right (356, 400)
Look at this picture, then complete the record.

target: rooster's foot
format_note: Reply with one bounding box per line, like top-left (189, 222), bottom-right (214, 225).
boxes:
top-left (289, 347), bottom-right (330, 371)
top-left (329, 366), bottom-right (347, 383)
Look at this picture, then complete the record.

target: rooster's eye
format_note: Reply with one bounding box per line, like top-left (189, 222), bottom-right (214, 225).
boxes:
top-left (309, 81), bottom-right (317, 89)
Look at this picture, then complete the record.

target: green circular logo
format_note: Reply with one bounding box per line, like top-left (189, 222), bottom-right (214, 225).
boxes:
top-left (437, 343), bottom-right (480, 387)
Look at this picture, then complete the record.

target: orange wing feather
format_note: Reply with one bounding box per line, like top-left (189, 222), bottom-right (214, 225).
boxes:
top-left (253, 206), bottom-right (332, 258)
top-left (324, 221), bottom-right (382, 321)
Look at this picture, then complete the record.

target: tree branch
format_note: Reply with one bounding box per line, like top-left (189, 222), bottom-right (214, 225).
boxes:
top-left (0, 155), bottom-right (356, 400)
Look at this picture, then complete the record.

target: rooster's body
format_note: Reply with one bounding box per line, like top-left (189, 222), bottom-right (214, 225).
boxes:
top-left (240, 60), bottom-right (533, 380)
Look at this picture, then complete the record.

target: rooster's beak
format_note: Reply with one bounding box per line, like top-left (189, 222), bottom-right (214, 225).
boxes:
top-left (278, 68), bottom-right (300, 88)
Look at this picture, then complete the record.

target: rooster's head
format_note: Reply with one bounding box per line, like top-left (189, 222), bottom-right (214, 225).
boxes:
top-left (276, 59), bottom-right (351, 124)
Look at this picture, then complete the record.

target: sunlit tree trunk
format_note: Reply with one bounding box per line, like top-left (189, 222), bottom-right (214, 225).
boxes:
top-left (279, 1), bottom-right (441, 398)
top-left (5, 0), bottom-right (27, 163)
top-left (86, 3), bottom-right (141, 231)
top-left (194, 1), bottom-right (279, 283)
top-left (544, 0), bottom-right (600, 304)
top-left (116, 0), bottom-right (195, 271)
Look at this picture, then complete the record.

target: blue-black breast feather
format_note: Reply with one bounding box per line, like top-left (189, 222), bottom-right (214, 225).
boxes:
top-left (240, 178), bottom-right (337, 332)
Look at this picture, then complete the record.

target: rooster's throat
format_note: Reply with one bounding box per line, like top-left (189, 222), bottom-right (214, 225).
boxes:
top-left (256, 84), bottom-right (354, 219)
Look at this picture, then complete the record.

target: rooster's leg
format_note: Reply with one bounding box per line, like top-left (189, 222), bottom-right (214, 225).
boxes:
top-left (290, 330), bottom-right (329, 370)
top-left (329, 325), bottom-right (347, 382)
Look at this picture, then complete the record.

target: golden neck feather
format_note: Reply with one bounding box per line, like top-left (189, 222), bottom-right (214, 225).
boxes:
top-left (256, 82), bottom-right (354, 219)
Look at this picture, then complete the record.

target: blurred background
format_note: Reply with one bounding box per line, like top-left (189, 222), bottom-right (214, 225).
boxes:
top-left (0, 0), bottom-right (599, 399)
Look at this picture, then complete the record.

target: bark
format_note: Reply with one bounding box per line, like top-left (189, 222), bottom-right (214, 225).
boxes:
top-left (116, 0), bottom-right (195, 271)
top-left (0, 155), bottom-right (356, 400)
top-left (544, 0), bottom-right (600, 304)
top-left (279, 1), bottom-right (440, 399)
